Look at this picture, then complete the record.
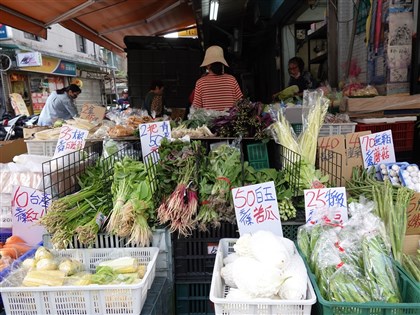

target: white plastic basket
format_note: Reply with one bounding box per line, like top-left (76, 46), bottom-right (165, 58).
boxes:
top-left (0, 247), bottom-right (159, 315)
top-left (25, 139), bottom-right (58, 156)
top-left (210, 238), bottom-right (316, 315)
top-left (318, 122), bottom-right (357, 137)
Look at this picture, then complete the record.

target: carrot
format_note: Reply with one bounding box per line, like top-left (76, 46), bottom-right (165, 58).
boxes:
top-left (0, 247), bottom-right (18, 259)
top-left (3, 243), bottom-right (31, 256)
top-left (5, 235), bottom-right (26, 245)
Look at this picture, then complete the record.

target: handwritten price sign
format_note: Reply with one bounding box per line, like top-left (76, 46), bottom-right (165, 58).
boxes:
top-left (407, 192), bottom-right (420, 235)
top-left (232, 181), bottom-right (283, 237)
top-left (360, 130), bottom-right (395, 168)
top-left (54, 125), bottom-right (89, 156)
top-left (80, 104), bottom-right (106, 122)
top-left (304, 187), bottom-right (348, 226)
top-left (11, 186), bottom-right (51, 245)
top-left (139, 121), bottom-right (171, 160)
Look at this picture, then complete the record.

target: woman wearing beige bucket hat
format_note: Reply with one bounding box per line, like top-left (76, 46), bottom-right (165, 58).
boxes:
top-left (192, 45), bottom-right (243, 111)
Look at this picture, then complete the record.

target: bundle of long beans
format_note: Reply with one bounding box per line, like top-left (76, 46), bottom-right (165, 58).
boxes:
top-left (347, 166), bottom-right (413, 263)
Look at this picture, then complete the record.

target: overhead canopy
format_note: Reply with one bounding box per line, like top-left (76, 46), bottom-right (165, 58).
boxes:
top-left (0, 0), bottom-right (197, 54)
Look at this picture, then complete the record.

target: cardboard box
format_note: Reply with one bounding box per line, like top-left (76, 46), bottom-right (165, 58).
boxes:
top-left (341, 94), bottom-right (420, 113)
top-left (0, 138), bottom-right (27, 163)
top-left (403, 234), bottom-right (420, 255)
top-left (317, 131), bottom-right (371, 186)
top-left (23, 126), bottom-right (50, 138)
top-left (407, 192), bottom-right (420, 235)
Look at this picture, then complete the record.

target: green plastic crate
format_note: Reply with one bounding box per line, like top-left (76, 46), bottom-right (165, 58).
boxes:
top-left (297, 247), bottom-right (420, 315)
top-left (292, 123), bottom-right (303, 135)
top-left (246, 143), bottom-right (269, 170)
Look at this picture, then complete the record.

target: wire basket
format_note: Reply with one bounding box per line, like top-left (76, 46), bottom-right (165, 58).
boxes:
top-left (42, 141), bottom-right (141, 200)
top-left (277, 144), bottom-right (301, 196)
top-left (316, 147), bottom-right (343, 187)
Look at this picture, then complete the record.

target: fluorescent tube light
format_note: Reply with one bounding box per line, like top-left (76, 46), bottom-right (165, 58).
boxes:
top-left (210, 0), bottom-right (219, 21)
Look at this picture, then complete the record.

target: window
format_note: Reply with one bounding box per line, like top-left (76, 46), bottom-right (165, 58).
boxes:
top-left (76, 34), bottom-right (86, 53)
top-left (24, 32), bottom-right (40, 41)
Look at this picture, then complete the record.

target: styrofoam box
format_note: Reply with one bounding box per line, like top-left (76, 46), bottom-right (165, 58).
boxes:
top-left (25, 139), bottom-right (58, 156)
top-left (319, 122), bottom-right (357, 137)
top-left (210, 238), bottom-right (316, 315)
top-left (0, 247), bottom-right (159, 315)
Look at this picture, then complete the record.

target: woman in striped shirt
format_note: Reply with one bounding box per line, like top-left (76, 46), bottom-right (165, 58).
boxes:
top-left (192, 46), bottom-right (243, 111)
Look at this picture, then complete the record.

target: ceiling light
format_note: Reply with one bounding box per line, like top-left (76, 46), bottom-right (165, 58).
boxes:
top-left (210, 0), bottom-right (219, 21)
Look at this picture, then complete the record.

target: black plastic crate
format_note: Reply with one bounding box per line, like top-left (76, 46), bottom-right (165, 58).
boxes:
top-left (175, 281), bottom-right (214, 315)
top-left (172, 222), bottom-right (239, 281)
top-left (282, 221), bottom-right (304, 241)
top-left (141, 277), bottom-right (173, 315)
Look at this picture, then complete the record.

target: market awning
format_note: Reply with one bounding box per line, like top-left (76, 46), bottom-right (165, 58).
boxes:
top-left (0, 0), bottom-right (197, 54)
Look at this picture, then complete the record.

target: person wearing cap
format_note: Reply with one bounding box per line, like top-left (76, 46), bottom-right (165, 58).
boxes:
top-left (117, 89), bottom-right (130, 109)
top-left (192, 45), bottom-right (243, 111)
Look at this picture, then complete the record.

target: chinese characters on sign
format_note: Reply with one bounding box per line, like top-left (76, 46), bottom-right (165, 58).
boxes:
top-left (54, 125), bottom-right (89, 156)
top-left (407, 192), bottom-right (420, 234)
top-left (80, 104), bottom-right (106, 122)
top-left (360, 130), bottom-right (396, 168)
top-left (139, 121), bottom-right (171, 161)
top-left (304, 187), bottom-right (348, 226)
top-left (11, 186), bottom-right (51, 245)
top-left (232, 181), bottom-right (283, 237)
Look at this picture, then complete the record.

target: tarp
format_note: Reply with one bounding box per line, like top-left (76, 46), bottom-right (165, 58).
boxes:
top-left (0, 0), bottom-right (196, 54)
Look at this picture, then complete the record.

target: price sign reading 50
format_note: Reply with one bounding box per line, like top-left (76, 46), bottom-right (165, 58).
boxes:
top-left (232, 181), bottom-right (283, 237)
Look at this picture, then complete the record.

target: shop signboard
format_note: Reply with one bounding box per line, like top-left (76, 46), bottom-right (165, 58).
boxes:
top-left (0, 24), bottom-right (10, 39)
top-left (54, 125), bottom-right (89, 156)
top-left (360, 130), bottom-right (396, 168)
top-left (304, 187), bottom-right (348, 226)
top-left (18, 55), bottom-right (76, 76)
top-left (80, 103), bottom-right (106, 122)
top-left (231, 181), bottom-right (283, 237)
top-left (11, 186), bottom-right (51, 246)
top-left (139, 121), bottom-right (171, 161)
top-left (17, 52), bottom-right (42, 67)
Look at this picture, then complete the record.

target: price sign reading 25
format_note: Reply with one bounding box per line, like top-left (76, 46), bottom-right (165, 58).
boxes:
top-left (232, 181), bottom-right (283, 237)
top-left (304, 187), bottom-right (348, 226)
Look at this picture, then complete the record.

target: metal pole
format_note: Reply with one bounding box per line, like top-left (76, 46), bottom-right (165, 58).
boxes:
top-left (346, 0), bottom-right (361, 78)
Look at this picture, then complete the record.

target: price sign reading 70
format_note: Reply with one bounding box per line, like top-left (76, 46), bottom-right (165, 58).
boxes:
top-left (304, 187), bottom-right (348, 225)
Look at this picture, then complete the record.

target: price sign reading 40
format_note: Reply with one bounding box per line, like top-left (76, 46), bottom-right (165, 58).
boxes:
top-left (304, 187), bottom-right (348, 226)
top-left (232, 181), bottom-right (283, 237)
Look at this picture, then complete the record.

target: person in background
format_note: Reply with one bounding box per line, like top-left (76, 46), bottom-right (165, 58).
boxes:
top-left (287, 56), bottom-right (317, 94)
top-left (192, 45), bottom-right (243, 111)
top-left (143, 80), bottom-right (164, 117)
top-left (37, 84), bottom-right (81, 126)
top-left (117, 89), bottom-right (130, 109)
